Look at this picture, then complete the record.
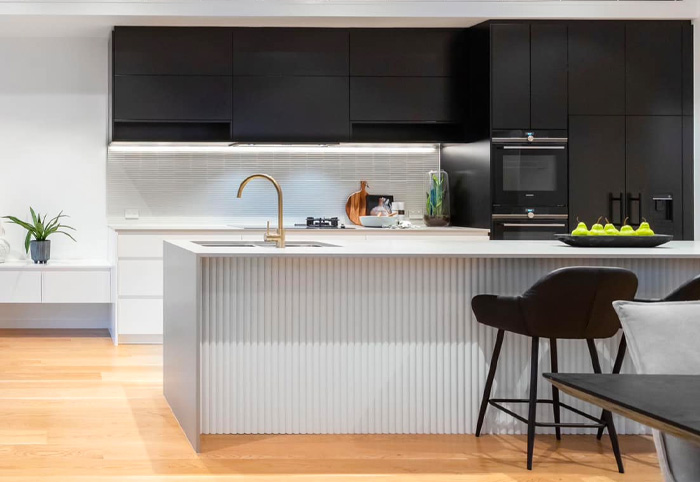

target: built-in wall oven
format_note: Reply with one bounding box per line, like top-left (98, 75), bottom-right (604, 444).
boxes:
top-left (491, 130), bottom-right (568, 240)
top-left (492, 209), bottom-right (569, 240)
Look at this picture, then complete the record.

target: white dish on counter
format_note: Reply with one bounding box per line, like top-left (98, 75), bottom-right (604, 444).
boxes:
top-left (360, 216), bottom-right (398, 228)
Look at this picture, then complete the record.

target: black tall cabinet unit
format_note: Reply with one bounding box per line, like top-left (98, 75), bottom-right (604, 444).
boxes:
top-left (567, 20), bottom-right (693, 238)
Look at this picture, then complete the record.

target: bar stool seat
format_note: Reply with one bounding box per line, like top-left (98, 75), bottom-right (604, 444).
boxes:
top-left (472, 266), bottom-right (638, 472)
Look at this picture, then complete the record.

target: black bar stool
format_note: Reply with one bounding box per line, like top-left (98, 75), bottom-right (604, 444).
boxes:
top-left (594, 273), bottom-right (700, 439)
top-left (472, 266), bottom-right (638, 472)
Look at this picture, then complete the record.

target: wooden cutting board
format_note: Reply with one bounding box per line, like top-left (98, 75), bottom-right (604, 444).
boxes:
top-left (345, 181), bottom-right (368, 226)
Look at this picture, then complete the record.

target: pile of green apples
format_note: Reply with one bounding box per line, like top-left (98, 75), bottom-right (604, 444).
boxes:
top-left (571, 217), bottom-right (655, 236)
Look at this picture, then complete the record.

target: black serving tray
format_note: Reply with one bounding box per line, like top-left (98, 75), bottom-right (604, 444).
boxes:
top-left (554, 234), bottom-right (673, 248)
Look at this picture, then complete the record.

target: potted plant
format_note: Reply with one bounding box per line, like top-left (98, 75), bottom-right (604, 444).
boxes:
top-left (424, 170), bottom-right (451, 227)
top-left (3, 208), bottom-right (76, 264)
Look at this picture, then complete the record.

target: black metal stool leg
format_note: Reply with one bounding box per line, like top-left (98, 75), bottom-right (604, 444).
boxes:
top-left (587, 339), bottom-right (625, 474)
top-left (475, 329), bottom-right (505, 437)
top-left (527, 336), bottom-right (540, 470)
top-left (597, 334), bottom-right (627, 440)
top-left (549, 338), bottom-right (561, 441)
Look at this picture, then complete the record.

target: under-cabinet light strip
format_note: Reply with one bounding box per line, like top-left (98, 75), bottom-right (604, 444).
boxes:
top-left (108, 143), bottom-right (438, 154)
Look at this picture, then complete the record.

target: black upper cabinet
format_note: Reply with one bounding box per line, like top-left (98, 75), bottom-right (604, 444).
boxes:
top-left (626, 22), bottom-right (683, 115)
top-left (114, 76), bottom-right (232, 121)
top-left (350, 77), bottom-right (457, 122)
top-left (683, 23), bottom-right (694, 116)
top-left (491, 23), bottom-right (530, 129)
top-left (568, 22), bottom-right (625, 115)
top-left (626, 116), bottom-right (683, 237)
top-left (233, 28), bottom-right (349, 76)
top-left (233, 77), bottom-right (349, 142)
top-left (568, 116), bottom-right (626, 230)
top-left (530, 24), bottom-right (567, 129)
top-left (113, 27), bottom-right (232, 76)
top-left (350, 29), bottom-right (461, 77)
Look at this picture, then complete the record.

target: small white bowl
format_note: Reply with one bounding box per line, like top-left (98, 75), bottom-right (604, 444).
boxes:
top-left (360, 216), bottom-right (398, 228)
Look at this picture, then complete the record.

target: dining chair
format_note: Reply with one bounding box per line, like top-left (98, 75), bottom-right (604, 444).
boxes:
top-left (614, 300), bottom-right (700, 482)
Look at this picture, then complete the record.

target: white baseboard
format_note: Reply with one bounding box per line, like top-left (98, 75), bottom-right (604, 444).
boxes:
top-left (0, 304), bottom-right (110, 329)
top-left (117, 334), bottom-right (162, 344)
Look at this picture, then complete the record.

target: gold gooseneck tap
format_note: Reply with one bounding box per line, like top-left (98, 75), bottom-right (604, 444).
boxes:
top-left (237, 174), bottom-right (285, 248)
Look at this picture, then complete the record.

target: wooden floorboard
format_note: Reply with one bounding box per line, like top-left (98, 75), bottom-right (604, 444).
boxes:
top-left (0, 329), bottom-right (661, 481)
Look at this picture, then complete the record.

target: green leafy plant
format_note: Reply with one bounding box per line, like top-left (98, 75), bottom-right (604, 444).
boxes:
top-left (426, 172), bottom-right (446, 217)
top-left (3, 207), bottom-right (76, 253)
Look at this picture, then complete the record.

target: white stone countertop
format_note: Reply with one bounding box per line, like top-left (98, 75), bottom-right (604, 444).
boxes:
top-left (108, 223), bottom-right (489, 235)
top-left (166, 239), bottom-right (700, 259)
top-left (0, 259), bottom-right (113, 270)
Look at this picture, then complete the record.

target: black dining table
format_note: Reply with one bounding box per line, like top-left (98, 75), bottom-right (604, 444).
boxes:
top-left (544, 373), bottom-right (700, 445)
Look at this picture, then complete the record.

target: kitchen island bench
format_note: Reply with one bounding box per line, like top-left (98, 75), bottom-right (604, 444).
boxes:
top-left (164, 239), bottom-right (700, 450)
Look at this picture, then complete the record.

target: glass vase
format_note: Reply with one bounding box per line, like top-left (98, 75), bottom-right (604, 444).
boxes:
top-left (424, 170), bottom-right (451, 227)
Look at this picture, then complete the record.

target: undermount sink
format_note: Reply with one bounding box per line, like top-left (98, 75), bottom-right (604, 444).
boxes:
top-left (193, 241), bottom-right (339, 248)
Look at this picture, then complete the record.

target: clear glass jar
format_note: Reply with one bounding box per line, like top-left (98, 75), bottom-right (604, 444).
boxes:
top-left (424, 170), bottom-right (451, 227)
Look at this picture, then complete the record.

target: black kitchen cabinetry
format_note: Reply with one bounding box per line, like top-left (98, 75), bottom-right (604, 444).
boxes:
top-left (491, 23), bottom-right (530, 129)
top-left (350, 77), bottom-right (456, 122)
top-left (490, 22), bottom-right (567, 130)
top-left (568, 116), bottom-right (626, 228)
top-left (350, 29), bottom-right (461, 77)
top-left (114, 76), bottom-right (232, 121)
top-left (233, 28), bottom-right (349, 76)
top-left (566, 20), bottom-right (692, 238)
top-left (626, 22), bottom-right (683, 116)
top-left (568, 22), bottom-right (625, 115)
top-left (111, 26), bottom-right (468, 142)
top-left (349, 29), bottom-right (466, 141)
top-left (626, 116), bottom-right (683, 238)
top-left (233, 77), bottom-right (349, 142)
top-left (113, 27), bottom-right (232, 76)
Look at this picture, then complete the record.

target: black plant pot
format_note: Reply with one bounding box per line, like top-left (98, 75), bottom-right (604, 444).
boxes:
top-left (30, 240), bottom-right (50, 264)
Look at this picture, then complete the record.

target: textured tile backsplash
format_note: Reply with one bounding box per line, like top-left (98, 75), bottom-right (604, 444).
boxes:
top-left (107, 148), bottom-right (439, 224)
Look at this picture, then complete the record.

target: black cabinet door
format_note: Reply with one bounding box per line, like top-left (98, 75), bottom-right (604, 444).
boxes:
top-left (683, 23), bottom-right (694, 117)
top-left (233, 77), bottom-right (349, 142)
top-left (568, 21), bottom-right (625, 115)
top-left (683, 115), bottom-right (694, 239)
top-left (114, 76), bottom-right (232, 120)
top-left (491, 23), bottom-right (530, 129)
top-left (350, 29), bottom-right (461, 77)
top-left (568, 116), bottom-right (626, 230)
top-left (626, 116), bottom-right (683, 237)
top-left (113, 27), bottom-right (232, 76)
top-left (350, 77), bottom-right (457, 122)
top-left (626, 22), bottom-right (683, 115)
top-left (530, 24), bottom-right (567, 129)
top-left (233, 28), bottom-right (349, 76)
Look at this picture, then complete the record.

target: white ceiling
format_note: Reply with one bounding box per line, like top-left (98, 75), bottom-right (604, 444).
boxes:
top-left (0, 0), bottom-right (696, 38)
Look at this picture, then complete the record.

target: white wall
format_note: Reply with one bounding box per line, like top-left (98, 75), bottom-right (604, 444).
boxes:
top-left (0, 37), bottom-right (109, 260)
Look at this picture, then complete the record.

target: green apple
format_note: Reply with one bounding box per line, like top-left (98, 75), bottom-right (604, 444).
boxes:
top-left (636, 219), bottom-right (655, 236)
top-left (603, 218), bottom-right (620, 236)
top-left (571, 221), bottom-right (589, 236)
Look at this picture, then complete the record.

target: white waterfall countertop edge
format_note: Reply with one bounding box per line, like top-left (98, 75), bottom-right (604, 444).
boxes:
top-left (166, 239), bottom-right (700, 259)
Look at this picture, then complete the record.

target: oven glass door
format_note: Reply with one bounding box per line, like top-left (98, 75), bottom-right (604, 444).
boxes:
top-left (492, 221), bottom-right (568, 240)
top-left (493, 144), bottom-right (568, 207)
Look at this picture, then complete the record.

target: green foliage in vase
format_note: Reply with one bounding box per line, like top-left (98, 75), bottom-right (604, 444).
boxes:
top-left (426, 172), bottom-right (446, 217)
top-left (3, 207), bottom-right (76, 253)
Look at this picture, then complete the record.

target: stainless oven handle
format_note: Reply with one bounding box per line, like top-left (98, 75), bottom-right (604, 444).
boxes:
top-left (501, 223), bottom-right (567, 227)
top-left (501, 146), bottom-right (566, 150)
top-left (492, 214), bottom-right (569, 219)
top-left (493, 137), bottom-right (568, 143)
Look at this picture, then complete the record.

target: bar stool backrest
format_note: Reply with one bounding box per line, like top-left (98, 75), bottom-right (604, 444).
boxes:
top-left (520, 267), bottom-right (638, 339)
top-left (664, 275), bottom-right (700, 302)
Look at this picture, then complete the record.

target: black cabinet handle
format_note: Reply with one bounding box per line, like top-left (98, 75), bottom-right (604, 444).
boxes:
top-left (609, 192), bottom-right (623, 225)
top-left (626, 192), bottom-right (642, 226)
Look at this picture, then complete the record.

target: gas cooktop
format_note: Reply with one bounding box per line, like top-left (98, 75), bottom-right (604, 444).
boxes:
top-left (294, 217), bottom-right (349, 229)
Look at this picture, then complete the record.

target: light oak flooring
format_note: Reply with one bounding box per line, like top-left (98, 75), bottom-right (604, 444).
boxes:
top-left (0, 329), bottom-right (661, 482)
